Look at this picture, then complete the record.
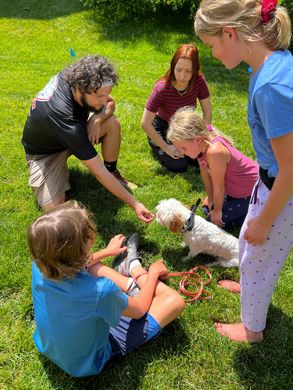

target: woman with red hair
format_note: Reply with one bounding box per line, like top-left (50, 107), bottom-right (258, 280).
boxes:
top-left (141, 43), bottom-right (212, 172)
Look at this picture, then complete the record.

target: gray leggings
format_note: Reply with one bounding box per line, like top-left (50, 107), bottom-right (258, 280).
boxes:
top-left (239, 180), bottom-right (293, 332)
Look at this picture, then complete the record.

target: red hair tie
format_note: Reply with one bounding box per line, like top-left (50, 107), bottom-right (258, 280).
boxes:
top-left (261, 0), bottom-right (278, 24)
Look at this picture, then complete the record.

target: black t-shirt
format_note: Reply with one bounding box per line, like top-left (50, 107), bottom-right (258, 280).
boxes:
top-left (22, 73), bottom-right (97, 161)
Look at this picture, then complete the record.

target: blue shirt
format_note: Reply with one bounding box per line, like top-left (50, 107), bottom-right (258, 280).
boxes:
top-left (32, 262), bottom-right (128, 377)
top-left (248, 50), bottom-right (293, 177)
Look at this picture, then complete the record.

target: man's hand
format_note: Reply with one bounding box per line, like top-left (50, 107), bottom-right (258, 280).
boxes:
top-left (87, 116), bottom-right (101, 145)
top-left (134, 202), bottom-right (154, 223)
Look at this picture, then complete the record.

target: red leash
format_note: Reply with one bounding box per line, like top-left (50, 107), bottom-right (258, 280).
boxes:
top-left (167, 265), bottom-right (212, 303)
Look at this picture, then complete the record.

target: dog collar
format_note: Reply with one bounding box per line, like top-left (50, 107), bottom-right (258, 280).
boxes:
top-left (183, 213), bottom-right (195, 232)
top-left (182, 198), bottom-right (201, 232)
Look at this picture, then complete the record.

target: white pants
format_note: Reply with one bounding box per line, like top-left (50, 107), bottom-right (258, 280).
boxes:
top-left (239, 180), bottom-right (293, 332)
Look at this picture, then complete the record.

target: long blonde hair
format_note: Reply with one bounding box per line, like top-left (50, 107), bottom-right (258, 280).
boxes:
top-left (194, 0), bottom-right (292, 51)
top-left (167, 107), bottom-right (233, 145)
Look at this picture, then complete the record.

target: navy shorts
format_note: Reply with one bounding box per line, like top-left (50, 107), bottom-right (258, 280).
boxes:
top-left (204, 194), bottom-right (251, 230)
top-left (109, 313), bottom-right (162, 357)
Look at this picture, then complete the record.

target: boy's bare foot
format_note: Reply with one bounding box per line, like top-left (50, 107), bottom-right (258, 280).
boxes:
top-left (214, 322), bottom-right (263, 343)
top-left (217, 280), bottom-right (240, 293)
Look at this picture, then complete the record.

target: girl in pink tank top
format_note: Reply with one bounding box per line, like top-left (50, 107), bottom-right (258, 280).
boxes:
top-left (167, 107), bottom-right (259, 230)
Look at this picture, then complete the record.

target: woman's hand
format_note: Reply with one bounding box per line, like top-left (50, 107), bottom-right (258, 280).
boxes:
top-left (244, 216), bottom-right (271, 245)
top-left (163, 144), bottom-right (184, 159)
top-left (209, 209), bottom-right (225, 227)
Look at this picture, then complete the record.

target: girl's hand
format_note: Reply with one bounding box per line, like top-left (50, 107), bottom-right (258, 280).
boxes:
top-left (202, 197), bottom-right (209, 207)
top-left (105, 234), bottom-right (127, 256)
top-left (209, 210), bottom-right (225, 227)
top-left (244, 216), bottom-right (271, 245)
top-left (164, 144), bottom-right (184, 159)
top-left (202, 197), bottom-right (213, 212)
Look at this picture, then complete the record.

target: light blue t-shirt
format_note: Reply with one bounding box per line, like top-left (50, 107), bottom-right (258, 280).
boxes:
top-left (32, 262), bottom-right (128, 377)
top-left (248, 50), bottom-right (293, 177)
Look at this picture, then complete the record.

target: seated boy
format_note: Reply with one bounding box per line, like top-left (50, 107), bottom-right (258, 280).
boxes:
top-left (28, 200), bottom-right (185, 377)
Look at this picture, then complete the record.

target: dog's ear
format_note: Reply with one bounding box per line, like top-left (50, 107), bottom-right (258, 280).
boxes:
top-left (169, 215), bottom-right (184, 233)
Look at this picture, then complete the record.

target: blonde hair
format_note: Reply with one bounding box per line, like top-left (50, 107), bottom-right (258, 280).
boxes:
top-left (194, 0), bottom-right (292, 51)
top-left (167, 106), bottom-right (233, 145)
top-left (28, 200), bottom-right (96, 280)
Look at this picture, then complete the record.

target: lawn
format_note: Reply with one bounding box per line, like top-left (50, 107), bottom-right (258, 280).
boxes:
top-left (0, 1), bottom-right (292, 389)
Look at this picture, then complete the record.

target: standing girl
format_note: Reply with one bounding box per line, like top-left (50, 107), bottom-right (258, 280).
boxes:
top-left (141, 43), bottom-right (212, 172)
top-left (195, 0), bottom-right (293, 342)
top-left (168, 107), bottom-right (259, 230)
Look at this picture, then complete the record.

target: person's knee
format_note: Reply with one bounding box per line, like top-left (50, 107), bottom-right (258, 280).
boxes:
top-left (162, 156), bottom-right (188, 173)
top-left (41, 192), bottom-right (66, 211)
top-left (103, 114), bottom-right (121, 134)
top-left (165, 290), bottom-right (185, 315)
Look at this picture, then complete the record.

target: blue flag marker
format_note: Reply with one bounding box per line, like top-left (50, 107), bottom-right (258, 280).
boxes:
top-left (70, 48), bottom-right (76, 59)
top-left (248, 66), bottom-right (252, 75)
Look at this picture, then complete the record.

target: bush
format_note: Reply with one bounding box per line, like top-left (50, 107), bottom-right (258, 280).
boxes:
top-left (81, 0), bottom-right (292, 53)
top-left (80, 0), bottom-right (200, 23)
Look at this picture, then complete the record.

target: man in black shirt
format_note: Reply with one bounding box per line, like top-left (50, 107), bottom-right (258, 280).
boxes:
top-left (22, 55), bottom-right (153, 223)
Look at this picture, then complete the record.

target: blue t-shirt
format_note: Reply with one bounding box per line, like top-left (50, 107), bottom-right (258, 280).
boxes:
top-left (248, 50), bottom-right (293, 177)
top-left (32, 262), bottom-right (128, 377)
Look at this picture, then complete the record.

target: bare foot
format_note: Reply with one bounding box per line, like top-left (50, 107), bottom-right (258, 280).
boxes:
top-left (217, 280), bottom-right (240, 293)
top-left (214, 322), bottom-right (263, 343)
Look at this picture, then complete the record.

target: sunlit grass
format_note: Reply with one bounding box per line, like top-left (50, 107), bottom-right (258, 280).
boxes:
top-left (0, 1), bottom-right (292, 389)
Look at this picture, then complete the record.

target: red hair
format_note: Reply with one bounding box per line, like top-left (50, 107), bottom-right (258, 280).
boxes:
top-left (161, 43), bottom-right (201, 89)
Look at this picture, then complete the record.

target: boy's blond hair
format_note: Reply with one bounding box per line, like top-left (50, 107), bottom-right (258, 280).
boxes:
top-left (28, 201), bottom-right (96, 280)
top-left (194, 0), bottom-right (292, 51)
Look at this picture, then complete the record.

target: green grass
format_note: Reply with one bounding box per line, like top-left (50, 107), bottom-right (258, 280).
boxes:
top-left (0, 1), bottom-right (292, 389)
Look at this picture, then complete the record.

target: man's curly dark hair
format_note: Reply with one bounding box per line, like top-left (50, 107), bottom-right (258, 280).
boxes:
top-left (63, 55), bottom-right (118, 93)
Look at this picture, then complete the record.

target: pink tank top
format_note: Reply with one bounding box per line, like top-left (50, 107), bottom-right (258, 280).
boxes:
top-left (199, 136), bottom-right (259, 198)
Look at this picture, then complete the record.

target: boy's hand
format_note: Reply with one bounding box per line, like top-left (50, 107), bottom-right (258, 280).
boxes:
top-left (149, 260), bottom-right (168, 280)
top-left (86, 234), bottom-right (127, 268)
top-left (106, 234), bottom-right (127, 256)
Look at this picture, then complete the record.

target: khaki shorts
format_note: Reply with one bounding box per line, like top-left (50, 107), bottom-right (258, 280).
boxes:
top-left (26, 150), bottom-right (71, 207)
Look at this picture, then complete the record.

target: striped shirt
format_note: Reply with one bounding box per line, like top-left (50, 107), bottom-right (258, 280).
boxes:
top-left (146, 74), bottom-right (210, 123)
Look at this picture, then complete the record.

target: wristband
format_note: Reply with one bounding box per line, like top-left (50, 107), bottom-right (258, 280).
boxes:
top-left (132, 271), bottom-right (148, 283)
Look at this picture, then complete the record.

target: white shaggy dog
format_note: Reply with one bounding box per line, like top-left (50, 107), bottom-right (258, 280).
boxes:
top-left (155, 198), bottom-right (239, 267)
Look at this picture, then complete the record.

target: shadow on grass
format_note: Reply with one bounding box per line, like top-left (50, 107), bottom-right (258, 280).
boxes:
top-left (88, 10), bottom-right (250, 95)
top-left (233, 306), bottom-right (293, 390)
top-left (0, 0), bottom-right (83, 19)
top-left (152, 161), bottom-right (205, 197)
top-left (39, 319), bottom-right (188, 390)
top-left (67, 167), bottom-right (147, 241)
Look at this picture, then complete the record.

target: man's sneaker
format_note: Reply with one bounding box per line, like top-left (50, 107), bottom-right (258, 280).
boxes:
top-left (112, 169), bottom-right (138, 190)
top-left (112, 233), bottom-right (140, 276)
